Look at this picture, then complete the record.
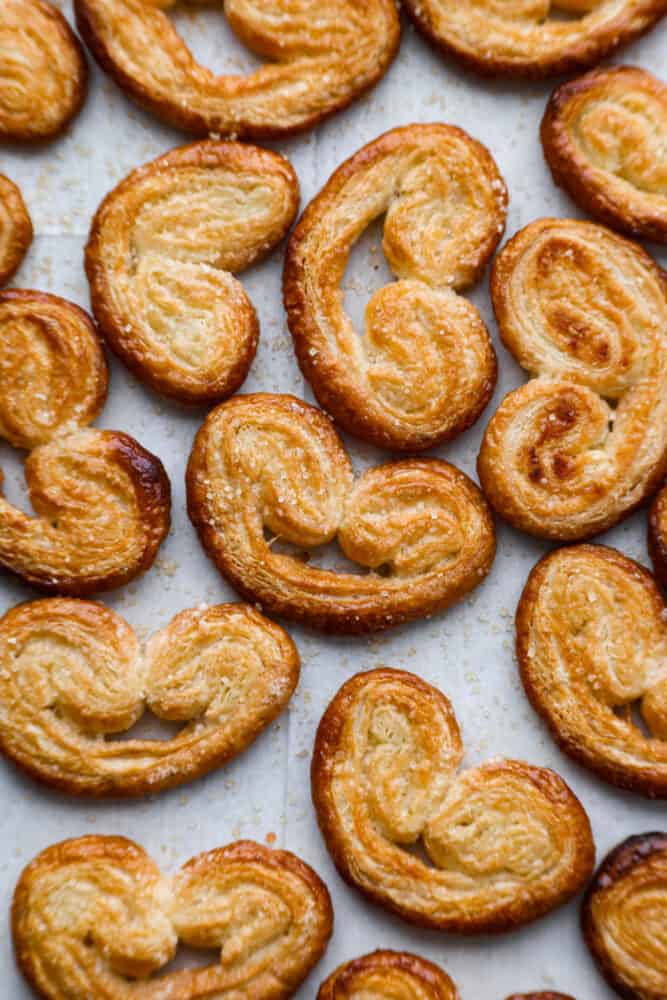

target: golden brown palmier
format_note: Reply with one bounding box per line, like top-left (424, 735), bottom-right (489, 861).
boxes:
top-left (312, 668), bottom-right (594, 933)
top-left (13, 835), bottom-right (333, 999)
top-left (648, 484), bottom-right (667, 587)
top-left (0, 598), bottom-right (298, 797)
top-left (86, 141), bottom-right (299, 404)
top-left (478, 219), bottom-right (667, 541)
top-left (186, 393), bottom-right (496, 634)
top-left (283, 124), bottom-right (506, 452)
top-left (74, 0), bottom-right (399, 138)
top-left (0, 0), bottom-right (87, 141)
top-left (0, 176), bottom-right (32, 286)
top-left (582, 832), bottom-right (667, 1000)
top-left (402, 0), bottom-right (667, 80)
top-left (0, 289), bottom-right (170, 594)
top-left (318, 951), bottom-right (460, 1000)
top-left (542, 67), bottom-right (667, 244)
top-left (517, 544), bottom-right (667, 798)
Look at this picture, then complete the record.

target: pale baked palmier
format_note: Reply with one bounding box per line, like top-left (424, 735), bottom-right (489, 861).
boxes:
top-left (582, 832), bottom-right (667, 1000)
top-left (0, 176), bottom-right (32, 286)
top-left (186, 393), bottom-right (496, 634)
top-left (517, 544), bottom-right (667, 798)
top-left (312, 668), bottom-right (594, 932)
top-left (74, 0), bottom-right (399, 138)
top-left (402, 0), bottom-right (667, 80)
top-left (12, 835), bottom-right (333, 999)
top-left (284, 124), bottom-right (506, 452)
top-left (0, 0), bottom-right (87, 141)
top-left (478, 219), bottom-right (667, 541)
top-left (648, 484), bottom-right (667, 587)
top-left (0, 598), bottom-right (298, 797)
top-left (0, 290), bottom-right (170, 594)
top-left (317, 951), bottom-right (460, 1000)
top-left (86, 141), bottom-right (299, 404)
top-left (542, 67), bottom-right (667, 244)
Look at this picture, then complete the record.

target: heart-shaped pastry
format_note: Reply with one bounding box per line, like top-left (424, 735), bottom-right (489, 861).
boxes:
top-left (0, 176), bottom-right (32, 286)
top-left (582, 832), bottom-right (667, 1000)
top-left (0, 0), bottom-right (87, 141)
top-left (517, 544), bottom-right (667, 798)
top-left (0, 597), bottom-right (298, 796)
top-left (649, 484), bottom-right (667, 586)
top-left (74, 0), bottom-right (399, 138)
top-left (187, 393), bottom-right (496, 633)
top-left (0, 289), bottom-right (170, 594)
top-left (284, 124), bottom-right (506, 452)
top-left (312, 668), bottom-right (594, 932)
top-left (402, 0), bottom-right (667, 79)
top-left (13, 836), bottom-right (333, 999)
top-left (478, 219), bottom-right (667, 540)
top-left (542, 66), bottom-right (667, 244)
top-left (86, 140), bottom-right (299, 403)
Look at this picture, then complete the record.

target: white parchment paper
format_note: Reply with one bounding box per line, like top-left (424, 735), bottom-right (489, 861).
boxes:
top-left (1, 4), bottom-right (665, 996)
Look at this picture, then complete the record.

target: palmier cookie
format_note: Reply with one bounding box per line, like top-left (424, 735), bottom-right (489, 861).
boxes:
top-left (0, 0), bottom-right (87, 141)
top-left (542, 67), bottom-right (667, 244)
top-left (284, 124), bottom-right (506, 452)
top-left (312, 668), bottom-right (594, 932)
top-left (517, 545), bottom-right (667, 798)
top-left (86, 141), bottom-right (299, 404)
top-left (74, 0), bottom-right (399, 138)
top-left (12, 835), bottom-right (333, 999)
top-left (0, 598), bottom-right (298, 797)
top-left (582, 832), bottom-right (667, 1000)
top-left (402, 0), bottom-right (667, 80)
top-left (186, 393), bottom-right (496, 634)
top-left (0, 290), bottom-right (170, 595)
top-left (648, 484), bottom-right (667, 587)
top-left (0, 176), bottom-right (32, 286)
top-left (478, 219), bottom-right (667, 541)
top-left (318, 953), bottom-right (575, 1000)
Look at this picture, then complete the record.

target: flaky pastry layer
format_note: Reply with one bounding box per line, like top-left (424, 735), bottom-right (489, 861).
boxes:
top-left (582, 832), bottom-right (667, 1000)
top-left (74, 0), bottom-right (399, 137)
top-left (312, 668), bottom-right (594, 932)
top-left (517, 544), bottom-right (667, 797)
top-left (186, 393), bottom-right (496, 633)
top-left (648, 484), bottom-right (667, 587)
top-left (403, 0), bottom-right (667, 79)
top-left (478, 219), bottom-right (667, 540)
top-left (0, 290), bottom-right (170, 594)
top-left (0, 0), bottom-right (87, 140)
top-left (542, 66), bottom-right (667, 243)
top-left (0, 176), bottom-right (32, 286)
top-left (13, 835), bottom-right (333, 999)
top-left (0, 598), bottom-right (298, 797)
top-left (86, 140), bottom-right (299, 403)
top-left (284, 124), bottom-right (506, 451)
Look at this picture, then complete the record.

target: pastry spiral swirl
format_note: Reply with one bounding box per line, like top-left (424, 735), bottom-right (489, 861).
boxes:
top-left (582, 832), bottom-right (667, 1000)
top-left (312, 668), bottom-right (594, 932)
top-left (283, 124), bottom-right (506, 452)
top-left (0, 176), bottom-right (32, 286)
top-left (12, 835), bottom-right (333, 1000)
top-left (0, 597), bottom-right (298, 797)
top-left (0, 0), bottom-right (87, 141)
top-left (478, 219), bottom-right (667, 541)
top-left (517, 544), bottom-right (667, 798)
top-left (402, 0), bottom-right (667, 79)
top-left (74, 0), bottom-right (400, 138)
top-left (0, 290), bottom-right (170, 594)
top-left (648, 484), bottom-right (667, 587)
top-left (86, 141), bottom-right (299, 403)
top-left (318, 952), bottom-right (575, 1000)
top-left (186, 393), bottom-right (496, 633)
top-left (542, 67), bottom-right (667, 244)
